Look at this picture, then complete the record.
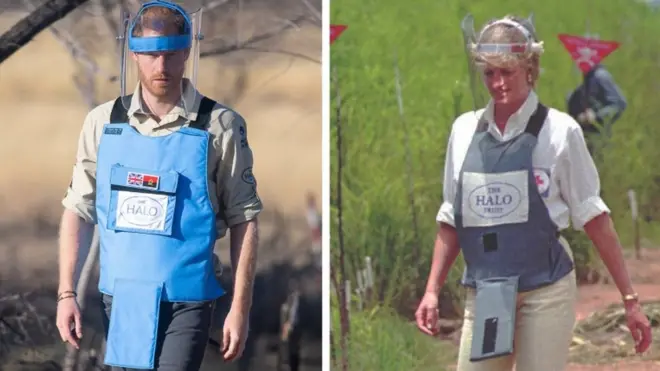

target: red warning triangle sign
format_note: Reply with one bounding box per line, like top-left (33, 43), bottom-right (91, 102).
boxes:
top-left (557, 34), bottom-right (620, 74)
top-left (330, 24), bottom-right (347, 44)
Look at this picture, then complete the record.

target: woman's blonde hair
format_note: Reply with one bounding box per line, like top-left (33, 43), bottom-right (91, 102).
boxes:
top-left (470, 15), bottom-right (544, 86)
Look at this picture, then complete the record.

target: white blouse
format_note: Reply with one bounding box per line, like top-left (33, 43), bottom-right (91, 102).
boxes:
top-left (436, 91), bottom-right (610, 231)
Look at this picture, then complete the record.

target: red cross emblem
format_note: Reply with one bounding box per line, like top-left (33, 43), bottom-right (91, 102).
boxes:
top-left (535, 174), bottom-right (544, 186)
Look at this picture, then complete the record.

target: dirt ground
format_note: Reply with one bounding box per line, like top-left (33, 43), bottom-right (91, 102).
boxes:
top-left (564, 247), bottom-right (660, 371)
top-left (575, 247), bottom-right (660, 322)
top-left (0, 5), bottom-right (321, 371)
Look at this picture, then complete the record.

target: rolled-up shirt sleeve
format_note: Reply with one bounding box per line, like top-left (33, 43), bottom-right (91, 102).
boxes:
top-left (214, 111), bottom-right (263, 231)
top-left (557, 124), bottom-right (610, 230)
top-left (436, 127), bottom-right (457, 227)
top-left (61, 109), bottom-right (101, 224)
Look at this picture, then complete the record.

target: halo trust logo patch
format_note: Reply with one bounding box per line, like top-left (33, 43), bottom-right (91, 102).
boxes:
top-left (468, 182), bottom-right (522, 219)
top-left (119, 195), bottom-right (165, 227)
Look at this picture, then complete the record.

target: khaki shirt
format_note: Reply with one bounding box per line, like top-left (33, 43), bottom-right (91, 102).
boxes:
top-left (62, 84), bottom-right (263, 238)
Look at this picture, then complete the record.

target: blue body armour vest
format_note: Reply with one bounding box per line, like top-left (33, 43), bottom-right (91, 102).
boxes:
top-left (454, 103), bottom-right (575, 362)
top-left (96, 96), bottom-right (224, 369)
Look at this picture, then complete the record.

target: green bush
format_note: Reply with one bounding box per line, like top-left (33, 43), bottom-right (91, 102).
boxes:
top-left (330, 0), bottom-right (660, 314)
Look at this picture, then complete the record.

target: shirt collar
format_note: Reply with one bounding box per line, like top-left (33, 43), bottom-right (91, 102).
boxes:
top-left (482, 90), bottom-right (539, 141)
top-left (127, 78), bottom-right (202, 122)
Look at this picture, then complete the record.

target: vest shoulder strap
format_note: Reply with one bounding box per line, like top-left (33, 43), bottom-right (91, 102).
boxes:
top-left (189, 97), bottom-right (217, 131)
top-left (524, 103), bottom-right (549, 138)
top-left (109, 95), bottom-right (131, 124)
top-left (475, 116), bottom-right (489, 132)
top-left (108, 94), bottom-right (216, 130)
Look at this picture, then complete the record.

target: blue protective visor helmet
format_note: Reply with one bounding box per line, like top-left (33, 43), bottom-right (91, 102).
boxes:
top-left (119, 0), bottom-right (203, 117)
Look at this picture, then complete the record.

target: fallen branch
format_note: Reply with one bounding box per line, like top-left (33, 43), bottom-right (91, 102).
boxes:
top-left (21, 0), bottom-right (116, 108)
top-left (0, 0), bottom-right (92, 64)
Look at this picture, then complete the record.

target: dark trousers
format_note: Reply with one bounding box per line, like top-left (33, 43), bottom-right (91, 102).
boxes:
top-left (100, 294), bottom-right (214, 371)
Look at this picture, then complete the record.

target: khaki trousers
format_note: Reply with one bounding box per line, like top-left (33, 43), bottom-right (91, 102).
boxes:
top-left (456, 237), bottom-right (577, 371)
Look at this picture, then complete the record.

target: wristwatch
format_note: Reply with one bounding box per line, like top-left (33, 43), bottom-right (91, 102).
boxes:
top-left (622, 292), bottom-right (639, 303)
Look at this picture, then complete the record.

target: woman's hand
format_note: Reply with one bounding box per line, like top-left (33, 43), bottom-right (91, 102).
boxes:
top-left (583, 213), bottom-right (651, 354)
top-left (415, 292), bottom-right (440, 336)
top-left (624, 300), bottom-right (652, 353)
top-left (416, 223), bottom-right (459, 337)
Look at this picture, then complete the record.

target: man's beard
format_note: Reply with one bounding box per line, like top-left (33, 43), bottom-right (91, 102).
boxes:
top-left (139, 70), bottom-right (182, 100)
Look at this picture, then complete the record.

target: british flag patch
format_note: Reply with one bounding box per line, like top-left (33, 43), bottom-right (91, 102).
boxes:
top-left (126, 172), bottom-right (159, 189)
top-left (127, 172), bottom-right (143, 186)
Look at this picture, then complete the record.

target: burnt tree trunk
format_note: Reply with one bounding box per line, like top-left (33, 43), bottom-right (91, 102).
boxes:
top-left (0, 0), bottom-right (90, 64)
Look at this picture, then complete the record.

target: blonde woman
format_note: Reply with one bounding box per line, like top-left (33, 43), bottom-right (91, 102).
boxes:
top-left (415, 14), bottom-right (651, 371)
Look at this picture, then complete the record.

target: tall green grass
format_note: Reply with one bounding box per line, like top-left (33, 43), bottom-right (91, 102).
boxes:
top-left (330, 1), bottom-right (660, 368)
top-left (331, 0), bottom-right (660, 310)
top-left (330, 299), bottom-right (456, 370)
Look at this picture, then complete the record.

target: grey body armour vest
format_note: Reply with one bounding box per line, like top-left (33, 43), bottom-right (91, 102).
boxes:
top-left (454, 103), bottom-right (574, 292)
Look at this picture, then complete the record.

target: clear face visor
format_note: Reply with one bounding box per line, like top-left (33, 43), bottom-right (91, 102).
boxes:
top-left (460, 14), bottom-right (543, 113)
top-left (118, 0), bottom-right (203, 117)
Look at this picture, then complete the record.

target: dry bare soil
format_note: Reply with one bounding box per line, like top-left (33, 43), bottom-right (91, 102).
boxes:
top-left (563, 246), bottom-right (660, 371)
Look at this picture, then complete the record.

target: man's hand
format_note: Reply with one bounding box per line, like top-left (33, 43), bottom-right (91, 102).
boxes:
top-left (56, 295), bottom-right (83, 349)
top-left (222, 218), bottom-right (259, 362)
top-left (56, 210), bottom-right (93, 350)
top-left (221, 306), bottom-right (250, 361)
